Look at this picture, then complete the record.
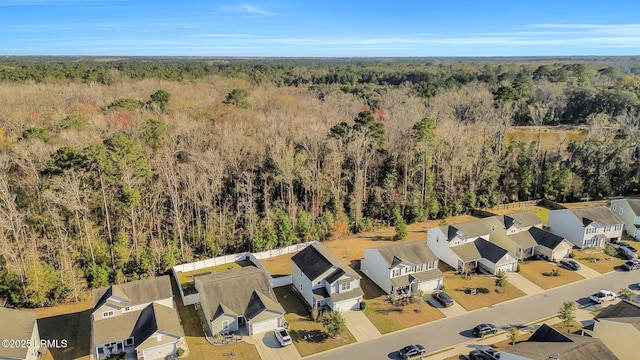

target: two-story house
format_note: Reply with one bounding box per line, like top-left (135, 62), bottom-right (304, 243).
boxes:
top-left (291, 241), bottom-right (363, 312)
top-left (548, 206), bottom-right (624, 248)
top-left (427, 220), bottom-right (518, 274)
top-left (195, 267), bottom-right (285, 336)
top-left (360, 240), bottom-right (443, 296)
top-left (91, 275), bottom-right (186, 360)
top-left (484, 211), bottom-right (573, 261)
top-left (0, 308), bottom-right (40, 360)
top-left (590, 300), bottom-right (640, 360)
top-left (611, 198), bottom-right (640, 240)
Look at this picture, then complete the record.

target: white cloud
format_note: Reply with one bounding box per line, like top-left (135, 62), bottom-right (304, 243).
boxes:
top-left (241, 4), bottom-right (276, 16)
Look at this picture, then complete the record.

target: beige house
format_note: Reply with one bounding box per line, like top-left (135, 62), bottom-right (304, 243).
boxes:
top-left (501, 323), bottom-right (617, 360)
top-left (195, 267), bottom-right (285, 336)
top-left (0, 308), bottom-right (40, 360)
top-left (590, 300), bottom-right (640, 360)
top-left (483, 211), bottom-right (543, 260)
top-left (91, 276), bottom-right (186, 360)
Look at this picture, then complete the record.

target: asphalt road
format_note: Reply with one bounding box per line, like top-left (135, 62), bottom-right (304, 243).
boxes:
top-left (306, 269), bottom-right (640, 360)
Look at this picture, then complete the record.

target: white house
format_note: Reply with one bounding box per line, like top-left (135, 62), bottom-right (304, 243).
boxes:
top-left (91, 276), bottom-right (186, 360)
top-left (360, 240), bottom-right (443, 296)
top-left (611, 198), bottom-right (640, 240)
top-left (0, 308), bottom-right (40, 360)
top-left (547, 206), bottom-right (624, 249)
top-left (195, 267), bottom-right (285, 336)
top-left (427, 220), bottom-right (517, 274)
top-left (291, 241), bottom-right (363, 312)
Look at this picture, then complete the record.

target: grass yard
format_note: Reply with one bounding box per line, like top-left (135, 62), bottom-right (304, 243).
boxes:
top-left (358, 271), bottom-right (445, 334)
top-left (274, 286), bottom-right (356, 357)
top-left (443, 270), bottom-right (526, 311)
top-left (518, 260), bottom-right (584, 289)
top-left (260, 252), bottom-right (298, 277)
top-left (174, 283), bottom-right (261, 360)
top-left (572, 249), bottom-right (625, 274)
top-left (176, 259), bottom-right (255, 292)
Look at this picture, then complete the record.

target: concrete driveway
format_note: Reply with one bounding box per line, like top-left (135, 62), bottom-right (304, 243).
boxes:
top-left (506, 272), bottom-right (545, 295)
top-left (247, 330), bottom-right (301, 360)
top-left (427, 295), bottom-right (467, 317)
top-left (343, 310), bottom-right (381, 342)
top-left (575, 262), bottom-right (602, 279)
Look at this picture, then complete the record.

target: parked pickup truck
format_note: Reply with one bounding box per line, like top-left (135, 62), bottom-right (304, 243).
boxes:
top-left (589, 290), bottom-right (617, 304)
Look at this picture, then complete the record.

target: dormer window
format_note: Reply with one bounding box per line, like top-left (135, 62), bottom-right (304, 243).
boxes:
top-left (340, 282), bottom-right (351, 291)
top-left (124, 306), bottom-right (131, 312)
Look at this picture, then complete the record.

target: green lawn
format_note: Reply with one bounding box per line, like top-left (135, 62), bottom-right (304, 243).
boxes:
top-left (518, 260), bottom-right (584, 289)
top-left (443, 270), bottom-right (526, 311)
top-left (274, 286), bottom-right (356, 357)
top-left (37, 308), bottom-right (92, 360)
top-left (358, 272), bottom-right (445, 334)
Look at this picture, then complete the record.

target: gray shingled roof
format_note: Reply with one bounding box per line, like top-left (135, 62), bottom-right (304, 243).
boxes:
top-left (291, 242), bottom-right (360, 281)
top-left (502, 323), bottom-right (618, 360)
top-left (373, 240), bottom-right (439, 267)
top-left (474, 238), bottom-right (511, 263)
top-left (529, 226), bottom-right (568, 249)
top-left (445, 220), bottom-right (489, 241)
top-left (0, 308), bottom-right (37, 359)
top-left (595, 300), bottom-right (640, 331)
top-left (195, 267), bottom-right (284, 322)
top-left (508, 231), bottom-right (538, 249)
top-left (451, 242), bottom-right (481, 262)
top-left (570, 206), bottom-right (623, 226)
top-left (502, 211), bottom-right (543, 229)
top-left (92, 275), bottom-right (173, 312)
top-left (625, 198), bottom-right (640, 215)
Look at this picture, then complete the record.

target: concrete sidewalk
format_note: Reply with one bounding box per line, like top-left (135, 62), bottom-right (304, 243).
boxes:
top-left (506, 272), bottom-right (545, 295)
top-left (343, 309), bottom-right (382, 342)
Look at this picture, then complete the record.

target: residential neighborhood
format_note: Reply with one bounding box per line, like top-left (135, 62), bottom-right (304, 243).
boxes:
top-left (6, 199), bottom-right (640, 360)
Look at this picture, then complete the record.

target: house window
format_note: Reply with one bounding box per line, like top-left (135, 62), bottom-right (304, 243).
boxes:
top-left (619, 208), bottom-right (623, 215)
top-left (221, 320), bottom-right (229, 330)
top-left (392, 269), bottom-right (401, 277)
top-left (125, 338), bottom-right (133, 346)
top-left (427, 261), bottom-right (435, 270)
top-left (616, 224), bottom-right (622, 231)
top-left (491, 225), bottom-right (496, 232)
top-left (102, 310), bottom-right (114, 318)
top-left (415, 264), bottom-right (423, 272)
top-left (605, 225), bottom-right (611, 232)
top-left (586, 227), bottom-right (596, 234)
top-left (123, 306), bottom-right (131, 312)
top-left (612, 204), bottom-right (617, 211)
top-left (340, 282), bottom-right (351, 291)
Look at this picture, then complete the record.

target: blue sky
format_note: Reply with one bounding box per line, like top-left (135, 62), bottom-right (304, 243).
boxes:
top-left (1, 0), bottom-right (639, 56)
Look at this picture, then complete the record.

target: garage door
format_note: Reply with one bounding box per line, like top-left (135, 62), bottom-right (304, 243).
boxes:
top-left (495, 262), bottom-right (516, 273)
top-left (250, 317), bottom-right (280, 335)
top-left (142, 343), bottom-right (176, 360)
top-left (333, 298), bottom-right (360, 312)
top-left (416, 279), bottom-right (441, 293)
top-left (552, 248), bottom-right (570, 260)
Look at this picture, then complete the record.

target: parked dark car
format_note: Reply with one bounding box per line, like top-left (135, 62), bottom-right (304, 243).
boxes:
top-left (622, 260), bottom-right (640, 271)
top-left (468, 350), bottom-right (493, 360)
top-left (433, 291), bottom-right (454, 307)
top-left (559, 259), bottom-right (581, 270)
top-left (617, 246), bottom-right (638, 260)
top-left (619, 242), bottom-right (638, 252)
top-left (399, 344), bottom-right (426, 359)
top-left (472, 323), bottom-right (498, 338)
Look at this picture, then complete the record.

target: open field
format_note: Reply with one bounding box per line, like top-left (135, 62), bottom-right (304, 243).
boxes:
top-left (274, 286), bottom-right (356, 357)
top-left (518, 260), bottom-right (584, 289)
top-left (506, 126), bottom-right (587, 156)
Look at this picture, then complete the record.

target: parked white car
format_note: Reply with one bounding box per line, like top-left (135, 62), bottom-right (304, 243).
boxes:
top-left (589, 290), bottom-right (617, 304)
top-left (274, 327), bottom-right (292, 346)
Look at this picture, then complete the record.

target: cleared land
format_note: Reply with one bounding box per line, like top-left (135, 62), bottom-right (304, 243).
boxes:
top-left (176, 259), bottom-right (255, 292)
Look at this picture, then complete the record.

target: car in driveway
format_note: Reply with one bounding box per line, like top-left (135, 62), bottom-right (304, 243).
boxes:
top-left (478, 347), bottom-right (501, 360)
top-left (617, 246), bottom-right (638, 260)
top-left (398, 344), bottom-right (426, 359)
top-left (622, 259), bottom-right (640, 271)
top-left (469, 350), bottom-right (493, 360)
top-left (274, 327), bottom-right (292, 346)
top-left (472, 323), bottom-right (498, 338)
top-left (619, 242), bottom-right (638, 252)
top-left (589, 290), bottom-right (617, 304)
top-left (559, 259), bottom-right (581, 270)
top-left (433, 290), bottom-right (454, 307)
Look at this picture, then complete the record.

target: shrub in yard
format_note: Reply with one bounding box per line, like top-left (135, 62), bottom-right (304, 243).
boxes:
top-left (516, 263), bottom-right (521, 273)
top-left (495, 288), bottom-right (505, 294)
top-left (176, 348), bottom-right (185, 357)
top-left (604, 245), bottom-right (617, 257)
top-left (360, 301), bottom-right (367, 310)
top-left (310, 308), bottom-right (319, 321)
top-left (477, 287), bottom-right (490, 294)
top-left (495, 270), bottom-right (507, 287)
top-left (619, 288), bottom-right (634, 301)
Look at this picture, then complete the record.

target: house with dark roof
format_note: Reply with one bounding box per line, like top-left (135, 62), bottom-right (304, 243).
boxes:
top-left (91, 275), bottom-right (185, 360)
top-left (0, 308), bottom-right (40, 360)
top-left (548, 206), bottom-right (624, 248)
top-left (483, 211), bottom-right (574, 261)
top-left (611, 198), bottom-right (640, 240)
top-left (194, 267), bottom-right (285, 336)
top-left (427, 220), bottom-right (517, 274)
top-left (501, 323), bottom-right (618, 360)
top-left (291, 241), bottom-right (363, 312)
top-left (360, 240), bottom-right (443, 296)
top-left (589, 300), bottom-right (640, 359)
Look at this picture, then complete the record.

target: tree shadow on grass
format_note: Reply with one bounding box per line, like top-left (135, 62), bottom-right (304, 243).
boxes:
top-left (290, 329), bottom-right (328, 343)
top-left (38, 309), bottom-right (91, 360)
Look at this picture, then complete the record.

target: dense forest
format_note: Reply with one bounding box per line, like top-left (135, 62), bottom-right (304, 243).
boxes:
top-left (0, 57), bottom-right (639, 308)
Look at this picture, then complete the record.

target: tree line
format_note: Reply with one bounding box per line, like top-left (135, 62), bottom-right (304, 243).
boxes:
top-left (0, 58), bottom-right (638, 308)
